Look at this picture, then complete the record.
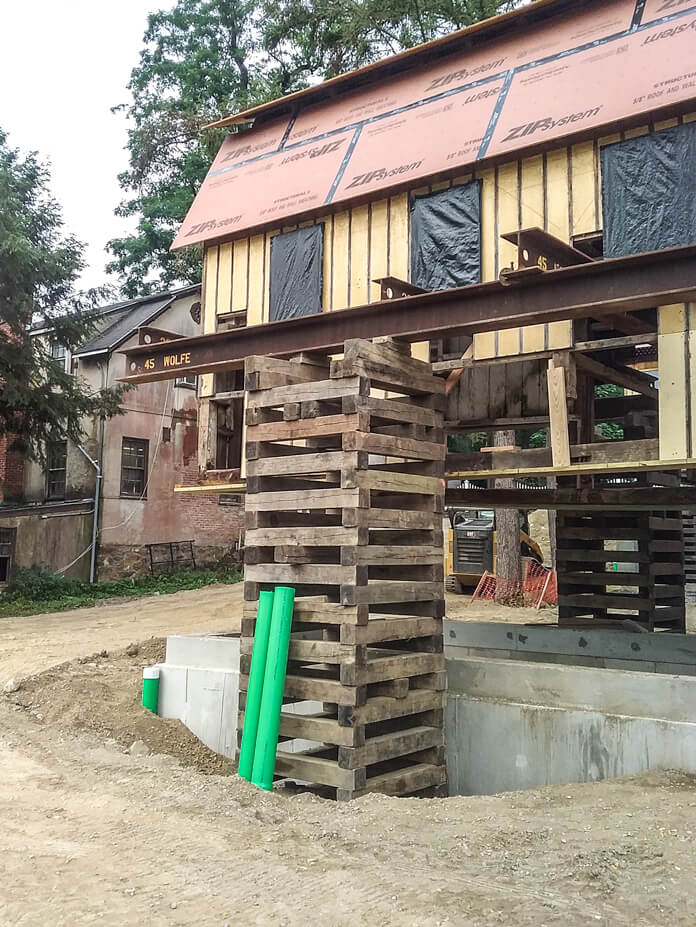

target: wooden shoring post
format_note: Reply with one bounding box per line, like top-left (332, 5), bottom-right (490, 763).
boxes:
top-left (547, 354), bottom-right (571, 468)
top-left (240, 339), bottom-right (447, 800)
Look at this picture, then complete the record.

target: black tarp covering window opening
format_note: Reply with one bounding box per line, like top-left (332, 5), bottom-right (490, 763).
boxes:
top-left (601, 121), bottom-right (696, 259)
top-left (269, 225), bottom-right (323, 322)
top-left (410, 180), bottom-right (482, 291)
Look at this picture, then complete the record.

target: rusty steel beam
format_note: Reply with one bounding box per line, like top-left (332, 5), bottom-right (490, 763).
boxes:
top-left (119, 245), bottom-right (696, 384)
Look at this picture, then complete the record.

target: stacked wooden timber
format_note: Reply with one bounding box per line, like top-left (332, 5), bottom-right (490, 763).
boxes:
top-left (683, 513), bottom-right (696, 603)
top-left (240, 338), bottom-right (447, 799)
top-left (556, 510), bottom-right (685, 631)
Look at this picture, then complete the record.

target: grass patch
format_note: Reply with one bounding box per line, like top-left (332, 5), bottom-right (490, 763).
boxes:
top-left (0, 566), bottom-right (242, 618)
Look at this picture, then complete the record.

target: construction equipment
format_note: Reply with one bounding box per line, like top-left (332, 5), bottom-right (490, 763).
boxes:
top-left (445, 507), bottom-right (543, 594)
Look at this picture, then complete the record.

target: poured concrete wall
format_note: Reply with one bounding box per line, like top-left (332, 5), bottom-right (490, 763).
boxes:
top-left (445, 622), bottom-right (696, 795)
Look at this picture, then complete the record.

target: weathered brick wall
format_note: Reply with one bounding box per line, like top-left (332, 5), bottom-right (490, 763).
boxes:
top-left (0, 434), bottom-right (24, 502)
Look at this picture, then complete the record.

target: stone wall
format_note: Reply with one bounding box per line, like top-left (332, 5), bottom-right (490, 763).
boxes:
top-left (97, 540), bottom-right (242, 581)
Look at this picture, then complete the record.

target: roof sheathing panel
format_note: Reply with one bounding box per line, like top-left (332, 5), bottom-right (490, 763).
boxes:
top-left (173, 0), bottom-right (696, 249)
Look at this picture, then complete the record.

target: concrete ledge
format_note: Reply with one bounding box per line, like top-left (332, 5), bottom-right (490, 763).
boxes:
top-left (165, 632), bottom-right (240, 669)
top-left (446, 655), bottom-right (696, 723)
top-left (444, 620), bottom-right (696, 675)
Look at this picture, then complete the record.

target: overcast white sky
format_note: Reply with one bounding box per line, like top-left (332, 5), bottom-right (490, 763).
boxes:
top-left (2, 0), bottom-right (173, 291)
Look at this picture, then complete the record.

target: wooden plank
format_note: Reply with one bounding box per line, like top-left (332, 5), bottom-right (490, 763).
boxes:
top-left (248, 376), bottom-right (365, 409)
top-left (658, 303), bottom-right (689, 459)
top-left (216, 242), bottom-right (233, 314)
top-left (332, 210), bottom-right (350, 310)
top-left (575, 354), bottom-right (657, 398)
top-left (246, 413), bottom-right (363, 443)
top-left (274, 752), bottom-right (362, 790)
top-left (370, 200), bottom-right (389, 303)
top-left (556, 548), bottom-right (649, 564)
top-left (360, 508), bottom-right (439, 530)
top-left (344, 431), bottom-right (444, 461)
top-left (358, 471), bottom-right (443, 495)
top-left (547, 361), bottom-right (571, 467)
top-left (231, 238), bottom-right (249, 310)
top-left (281, 673), bottom-right (361, 705)
top-left (561, 572), bottom-right (649, 587)
top-left (245, 562), bottom-right (357, 585)
top-left (342, 617), bottom-right (442, 645)
top-left (287, 639), bottom-right (356, 663)
top-left (558, 592), bottom-right (650, 610)
top-left (340, 726), bottom-right (442, 769)
top-left (571, 141), bottom-right (597, 236)
top-left (347, 690), bottom-right (443, 726)
top-left (473, 167), bottom-right (496, 360)
top-left (204, 245), bottom-right (219, 324)
top-left (350, 204), bottom-right (370, 306)
top-left (519, 158), bottom-right (546, 350)
top-left (348, 581), bottom-right (443, 605)
top-left (244, 355), bottom-right (329, 391)
top-left (261, 230), bottom-right (277, 323)
top-left (245, 487), bottom-right (363, 511)
top-left (322, 215), bottom-right (333, 311)
top-left (242, 599), bottom-right (364, 625)
top-left (364, 763), bottom-right (446, 796)
top-left (359, 396), bottom-right (443, 427)
top-left (245, 526), bottom-right (361, 547)
top-left (247, 450), bottom-right (359, 479)
top-left (447, 457), bottom-right (696, 480)
top-left (247, 235), bottom-right (265, 326)
top-left (447, 486), bottom-right (696, 511)
top-left (446, 438), bottom-right (658, 473)
top-left (496, 161), bottom-right (520, 357)
top-left (388, 193), bottom-right (409, 280)
top-left (349, 652), bottom-right (443, 685)
top-left (240, 710), bottom-right (357, 747)
top-left (353, 546), bottom-right (442, 566)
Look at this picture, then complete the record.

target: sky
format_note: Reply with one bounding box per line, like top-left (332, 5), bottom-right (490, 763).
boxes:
top-left (2, 0), bottom-right (173, 291)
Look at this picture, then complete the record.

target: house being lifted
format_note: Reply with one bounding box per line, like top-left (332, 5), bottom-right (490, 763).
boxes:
top-left (122, 0), bottom-right (696, 797)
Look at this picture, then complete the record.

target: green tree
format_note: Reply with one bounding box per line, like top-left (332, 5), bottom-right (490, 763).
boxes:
top-left (107, 0), bottom-right (270, 297)
top-left (0, 129), bottom-right (128, 464)
top-left (262, 0), bottom-right (517, 90)
top-left (108, 0), bottom-right (516, 296)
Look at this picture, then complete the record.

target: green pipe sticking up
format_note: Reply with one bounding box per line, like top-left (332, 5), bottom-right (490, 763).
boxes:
top-left (251, 585), bottom-right (295, 791)
top-left (237, 589), bottom-right (275, 781)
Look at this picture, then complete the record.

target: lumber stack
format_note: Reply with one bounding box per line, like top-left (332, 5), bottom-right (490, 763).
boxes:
top-left (556, 510), bottom-right (686, 631)
top-left (240, 338), bottom-right (447, 799)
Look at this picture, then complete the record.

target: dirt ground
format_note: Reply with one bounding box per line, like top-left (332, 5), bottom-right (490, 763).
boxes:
top-left (2, 585), bottom-right (696, 926)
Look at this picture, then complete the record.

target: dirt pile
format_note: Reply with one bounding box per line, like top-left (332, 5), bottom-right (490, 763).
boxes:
top-left (6, 638), bottom-right (236, 776)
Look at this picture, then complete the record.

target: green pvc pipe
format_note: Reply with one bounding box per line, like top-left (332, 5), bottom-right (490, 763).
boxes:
top-left (142, 666), bottom-right (160, 713)
top-left (251, 586), bottom-right (295, 791)
top-left (238, 590), bottom-right (275, 781)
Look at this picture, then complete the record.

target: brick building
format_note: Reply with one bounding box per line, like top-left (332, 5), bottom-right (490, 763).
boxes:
top-left (0, 286), bottom-right (244, 583)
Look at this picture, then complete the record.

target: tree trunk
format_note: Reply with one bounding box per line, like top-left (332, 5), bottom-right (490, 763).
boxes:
top-left (494, 429), bottom-right (521, 603)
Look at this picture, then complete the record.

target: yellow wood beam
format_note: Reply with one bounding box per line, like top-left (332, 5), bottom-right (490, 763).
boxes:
top-left (173, 482), bottom-right (247, 494)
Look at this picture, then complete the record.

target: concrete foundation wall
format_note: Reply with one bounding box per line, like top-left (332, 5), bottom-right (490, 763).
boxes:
top-left (446, 653), bottom-right (696, 795)
top-left (0, 505), bottom-right (93, 581)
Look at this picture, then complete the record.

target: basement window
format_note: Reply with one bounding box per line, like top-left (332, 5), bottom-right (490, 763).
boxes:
top-left (120, 438), bottom-right (149, 498)
top-left (46, 441), bottom-right (67, 501)
top-left (601, 121), bottom-right (696, 258)
top-left (269, 225), bottom-right (323, 321)
top-left (410, 181), bottom-right (482, 291)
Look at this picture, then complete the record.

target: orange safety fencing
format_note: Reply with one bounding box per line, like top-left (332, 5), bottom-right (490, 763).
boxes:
top-left (472, 559), bottom-right (557, 609)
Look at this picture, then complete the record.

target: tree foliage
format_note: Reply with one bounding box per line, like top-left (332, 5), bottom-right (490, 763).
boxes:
top-left (0, 129), bottom-right (128, 463)
top-left (108, 0), bottom-right (517, 296)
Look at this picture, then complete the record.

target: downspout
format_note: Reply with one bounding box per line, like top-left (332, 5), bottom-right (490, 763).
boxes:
top-left (76, 355), bottom-right (108, 584)
top-left (77, 444), bottom-right (101, 585)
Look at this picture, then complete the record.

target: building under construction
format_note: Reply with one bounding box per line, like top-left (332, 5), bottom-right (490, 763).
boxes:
top-left (123, 0), bottom-right (696, 797)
